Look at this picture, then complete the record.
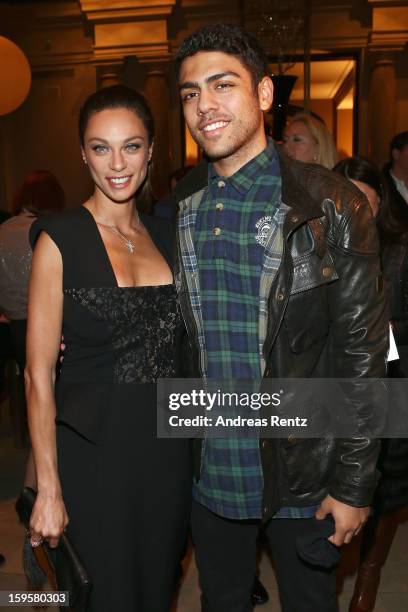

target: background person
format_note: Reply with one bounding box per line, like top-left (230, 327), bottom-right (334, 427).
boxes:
top-left (0, 208), bottom-right (12, 405)
top-left (334, 156), bottom-right (408, 612)
top-left (25, 85), bottom-right (192, 612)
top-left (0, 207), bottom-right (11, 568)
top-left (0, 170), bottom-right (65, 374)
top-left (0, 171), bottom-right (65, 481)
top-left (154, 165), bottom-right (195, 219)
top-left (383, 131), bottom-right (408, 223)
top-left (283, 112), bottom-right (338, 169)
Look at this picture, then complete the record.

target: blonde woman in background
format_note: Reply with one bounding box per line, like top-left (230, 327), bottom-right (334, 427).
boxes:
top-left (283, 113), bottom-right (338, 169)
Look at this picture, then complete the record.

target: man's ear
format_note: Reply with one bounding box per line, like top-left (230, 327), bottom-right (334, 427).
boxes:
top-left (258, 76), bottom-right (273, 113)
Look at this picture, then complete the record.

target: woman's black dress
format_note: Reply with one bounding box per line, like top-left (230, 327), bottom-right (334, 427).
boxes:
top-left (30, 207), bottom-right (192, 611)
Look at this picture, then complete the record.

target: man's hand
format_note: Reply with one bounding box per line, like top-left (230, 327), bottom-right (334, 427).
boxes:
top-left (315, 495), bottom-right (370, 546)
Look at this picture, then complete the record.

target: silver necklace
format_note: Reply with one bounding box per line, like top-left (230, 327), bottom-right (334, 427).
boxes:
top-left (108, 226), bottom-right (136, 253)
top-left (96, 212), bottom-right (140, 254)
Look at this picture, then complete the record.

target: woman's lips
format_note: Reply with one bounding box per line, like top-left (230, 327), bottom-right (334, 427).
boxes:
top-left (107, 175), bottom-right (132, 189)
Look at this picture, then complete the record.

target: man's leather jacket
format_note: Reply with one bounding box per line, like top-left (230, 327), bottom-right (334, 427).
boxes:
top-left (173, 147), bottom-right (389, 521)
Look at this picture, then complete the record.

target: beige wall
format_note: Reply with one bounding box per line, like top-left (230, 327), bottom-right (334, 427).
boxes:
top-left (309, 99), bottom-right (334, 134)
top-left (336, 109), bottom-right (353, 159)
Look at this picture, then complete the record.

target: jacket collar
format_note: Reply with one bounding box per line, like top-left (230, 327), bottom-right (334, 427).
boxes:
top-left (175, 142), bottom-right (324, 222)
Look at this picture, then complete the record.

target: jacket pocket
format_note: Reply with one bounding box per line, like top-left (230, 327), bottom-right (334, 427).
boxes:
top-left (284, 252), bottom-right (338, 354)
top-left (281, 437), bottom-right (335, 495)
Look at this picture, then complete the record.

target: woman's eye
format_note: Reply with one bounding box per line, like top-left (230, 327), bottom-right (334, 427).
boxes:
top-left (125, 143), bottom-right (140, 152)
top-left (91, 144), bottom-right (108, 154)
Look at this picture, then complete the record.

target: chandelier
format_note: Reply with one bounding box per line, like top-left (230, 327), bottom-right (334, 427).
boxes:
top-left (248, 0), bottom-right (306, 75)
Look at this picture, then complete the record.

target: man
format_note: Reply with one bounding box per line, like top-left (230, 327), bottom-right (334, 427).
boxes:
top-left (383, 131), bottom-right (408, 224)
top-left (173, 24), bottom-right (388, 612)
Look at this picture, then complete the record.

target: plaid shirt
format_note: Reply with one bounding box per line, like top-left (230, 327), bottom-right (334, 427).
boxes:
top-left (177, 140), bottom-right (317, 519)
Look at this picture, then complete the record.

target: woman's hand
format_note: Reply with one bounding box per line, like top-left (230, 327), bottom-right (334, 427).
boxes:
top-left (29, 491), bottom-right (69, 549)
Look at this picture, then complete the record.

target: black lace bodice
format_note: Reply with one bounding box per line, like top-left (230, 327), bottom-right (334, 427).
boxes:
top-left (63, 284), bottom-right (182, 383)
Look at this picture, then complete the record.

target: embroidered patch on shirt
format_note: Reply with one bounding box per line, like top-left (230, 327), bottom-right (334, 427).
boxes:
top-left (255, 215), bottom-right (272, 247)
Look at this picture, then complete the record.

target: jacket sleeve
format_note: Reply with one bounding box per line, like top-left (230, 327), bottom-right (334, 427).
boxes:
top-left (325, 192), bottom-right (389, 507)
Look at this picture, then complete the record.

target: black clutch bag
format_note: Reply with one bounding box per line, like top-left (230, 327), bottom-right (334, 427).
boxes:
top-left (15, 487), bottom-right (92, 611)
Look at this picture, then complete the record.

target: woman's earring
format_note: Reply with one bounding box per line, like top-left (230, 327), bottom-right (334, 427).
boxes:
top-left (83, 157), bottom-right (88, 165)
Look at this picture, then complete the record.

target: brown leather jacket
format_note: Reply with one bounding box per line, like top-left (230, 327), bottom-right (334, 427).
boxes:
top-left (173, 147), bottom-right (389, 520)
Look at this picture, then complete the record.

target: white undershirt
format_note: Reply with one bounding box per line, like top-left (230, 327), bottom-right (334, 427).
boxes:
top-left (391, 170), bottom-right (408, 204)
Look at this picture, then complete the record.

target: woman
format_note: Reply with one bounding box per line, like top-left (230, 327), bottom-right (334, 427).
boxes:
top-left (283, 113), bottom-right (338, 169)
top-left (25, 85), bottom-right (192, 611)
top-left (0, 170), bottom-right (65, 475)
top-left (0, 170), bottom-right (65, 371)
top-left (334, 156), bottom-right (408, 612)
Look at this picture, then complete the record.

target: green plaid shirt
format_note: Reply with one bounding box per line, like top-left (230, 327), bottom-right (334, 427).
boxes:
top-left (193, 142), bottom-right (282, 519)
top-left (177, 140), bottom-right (317, 520)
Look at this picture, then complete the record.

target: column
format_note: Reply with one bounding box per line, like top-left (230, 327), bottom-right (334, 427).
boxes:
top-left (368, 52), bottom-right (397, 168)
top-left (144, 70), bottom-right (171, 199)
top-left (96, 62), bottom-right (123, 89)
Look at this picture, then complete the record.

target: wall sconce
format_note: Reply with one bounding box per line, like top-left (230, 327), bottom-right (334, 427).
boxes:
top-left (0, 36), bottom-right (31, 116)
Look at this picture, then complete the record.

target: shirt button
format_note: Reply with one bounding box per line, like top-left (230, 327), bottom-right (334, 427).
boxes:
top-left (322, 266), bottom-right (332, 278)
top-left (213, 227), bottom-right (221, 236)
top-left (261, 440), bottom-right (267, 449)
top-left (287, 434), bottom-right (297, 444)
top-left (291, 215), bottom-right (299, 223)
top-left (216, 203), bottom-right (224, 211)
top-left (276, 292), bottom-right (285, 301)
top-left (217, 180), bottom-right (226, 188)
top-left (263, 505), bottom-right (269, 514)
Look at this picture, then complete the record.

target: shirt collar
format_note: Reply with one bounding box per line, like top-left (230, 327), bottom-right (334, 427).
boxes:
top-left (208, 138), bottom-right (278, 195)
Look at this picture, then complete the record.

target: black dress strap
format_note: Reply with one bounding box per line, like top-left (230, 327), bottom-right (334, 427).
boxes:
top-left (30, 208), bottom-right (177, 289)
top-left (30, 208), bottom-right (117, 289)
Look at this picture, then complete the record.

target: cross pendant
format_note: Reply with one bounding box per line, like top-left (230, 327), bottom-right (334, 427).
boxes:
top-left (126, 240), bottom-right (135, 253)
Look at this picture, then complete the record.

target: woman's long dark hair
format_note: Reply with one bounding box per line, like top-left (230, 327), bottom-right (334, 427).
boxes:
top-left (79, 85), bottom-right (155, 212)
top-left (334, 156), bottom-right (406, 244)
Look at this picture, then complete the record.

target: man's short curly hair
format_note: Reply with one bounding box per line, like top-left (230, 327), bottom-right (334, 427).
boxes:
top-left (174, 24), bottom-right (269, 89)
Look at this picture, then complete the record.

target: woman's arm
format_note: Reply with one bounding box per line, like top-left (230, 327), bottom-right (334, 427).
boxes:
top-left (25, 232), bottom-right (68, 548)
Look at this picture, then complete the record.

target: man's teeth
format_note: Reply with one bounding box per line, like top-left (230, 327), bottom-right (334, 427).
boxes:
top-left (110, 177), bottom-right (129, 184)
top-left (203, 121), bottom-right (228, 132)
